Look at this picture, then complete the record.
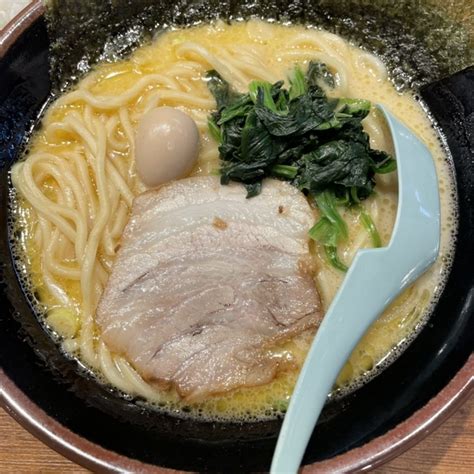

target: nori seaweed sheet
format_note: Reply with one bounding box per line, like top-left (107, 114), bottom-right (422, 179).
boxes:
top-left (45, 0), bottom-right (473, 93)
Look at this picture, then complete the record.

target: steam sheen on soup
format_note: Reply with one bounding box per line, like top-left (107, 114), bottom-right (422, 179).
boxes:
top-left (10, 20), bottom-right (456, 421)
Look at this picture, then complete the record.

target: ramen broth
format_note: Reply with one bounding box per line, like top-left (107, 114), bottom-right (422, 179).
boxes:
top-left (10, 20), bottom-right (456, 421)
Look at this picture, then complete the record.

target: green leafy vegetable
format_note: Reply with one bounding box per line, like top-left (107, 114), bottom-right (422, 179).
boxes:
top-left (313, 191), bottom-right (348, 242)
top-left (288, 65), bottom-right (307, 100)
top-left (206, 69), bottom-right (241, 109)
top-left (324, 245), bottom-right (349, 273)
top-left (207, 117), bottom-right (222, 143)
top-left (207, 62), bottom-right (397, 271)
top-left (271, 164), bottom-right (299, 179)
top-left (358, 205), bottom-right (382, 248)
top-left (309, 191), bottom-right (348, 270)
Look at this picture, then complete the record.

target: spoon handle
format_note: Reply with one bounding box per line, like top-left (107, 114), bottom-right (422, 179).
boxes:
top-left (270, 247), bottom-right (408, 474)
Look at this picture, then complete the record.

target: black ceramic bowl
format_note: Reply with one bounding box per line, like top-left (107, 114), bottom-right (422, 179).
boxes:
top-left (0, 1), bottom-right (473, 472)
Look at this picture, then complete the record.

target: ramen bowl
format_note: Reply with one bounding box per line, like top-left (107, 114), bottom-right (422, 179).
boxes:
top-left (0, 1), bottom-right (473, 472)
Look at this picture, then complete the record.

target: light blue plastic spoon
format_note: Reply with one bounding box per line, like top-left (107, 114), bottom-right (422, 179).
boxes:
top-left (270, 104), bottom-right (441, 474)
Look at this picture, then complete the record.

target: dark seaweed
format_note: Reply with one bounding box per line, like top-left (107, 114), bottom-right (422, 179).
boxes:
top-left (45, 0), bottom-right (473, 93)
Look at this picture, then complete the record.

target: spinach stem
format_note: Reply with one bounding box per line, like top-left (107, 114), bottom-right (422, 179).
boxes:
top-left (271, 164), bottom-right (298, 179)
top-left (358, 205), bottom-right (382, 248)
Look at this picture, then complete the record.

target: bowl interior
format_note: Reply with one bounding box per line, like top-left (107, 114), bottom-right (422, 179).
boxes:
top-left (0, 3), bottom-right (473, 472)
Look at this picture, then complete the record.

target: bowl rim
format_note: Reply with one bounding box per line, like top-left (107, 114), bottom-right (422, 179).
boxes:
top-left (0, 1), bottom-right (473, 472)
top-left (1, 359), bottom-right (472, 473)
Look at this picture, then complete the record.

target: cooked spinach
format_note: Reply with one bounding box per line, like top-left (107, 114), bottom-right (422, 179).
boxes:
top-left (207, 63), bottom-right (396, 271)
top-left (309, 191), bottom-right (349, 272)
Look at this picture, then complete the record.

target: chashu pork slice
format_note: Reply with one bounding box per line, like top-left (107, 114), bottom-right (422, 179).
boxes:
top-left (97, 176), bottom-right (322, 401)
